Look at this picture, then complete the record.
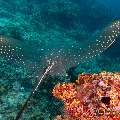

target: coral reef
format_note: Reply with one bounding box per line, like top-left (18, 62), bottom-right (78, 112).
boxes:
top-left (52, 71), bottom-right (120, 120)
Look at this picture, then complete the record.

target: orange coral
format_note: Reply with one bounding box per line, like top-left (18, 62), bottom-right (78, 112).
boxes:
top-left (52, 71), bottom-right (120, 120)
top-left (52, 83), bottom-right (77, 101)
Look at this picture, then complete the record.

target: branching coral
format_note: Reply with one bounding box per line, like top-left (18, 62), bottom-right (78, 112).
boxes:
top-left (52, 71), bottom-right (120, 120)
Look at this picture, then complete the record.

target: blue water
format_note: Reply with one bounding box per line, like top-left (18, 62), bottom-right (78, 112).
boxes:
top-left (0, 0), bottom-right (120, 120)
top-left (99, 0), bottom-right (120, 17)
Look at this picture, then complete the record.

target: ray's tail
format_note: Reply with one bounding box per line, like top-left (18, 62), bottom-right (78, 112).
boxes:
top-left (15, 61), bottom-right (55, 120)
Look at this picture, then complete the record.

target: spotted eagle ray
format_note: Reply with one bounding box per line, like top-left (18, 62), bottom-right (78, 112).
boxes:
top-left (0, 20), bottom-right (120, 119)
top-left (0, 21), bottom-right (120, 76)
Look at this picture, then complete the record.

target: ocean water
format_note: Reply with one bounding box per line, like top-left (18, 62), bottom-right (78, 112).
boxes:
top-left (0, 0), bottom-right (120, 120)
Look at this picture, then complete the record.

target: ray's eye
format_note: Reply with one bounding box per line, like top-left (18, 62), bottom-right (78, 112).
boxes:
top-left (101, 96), bottom-right (111, 105)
